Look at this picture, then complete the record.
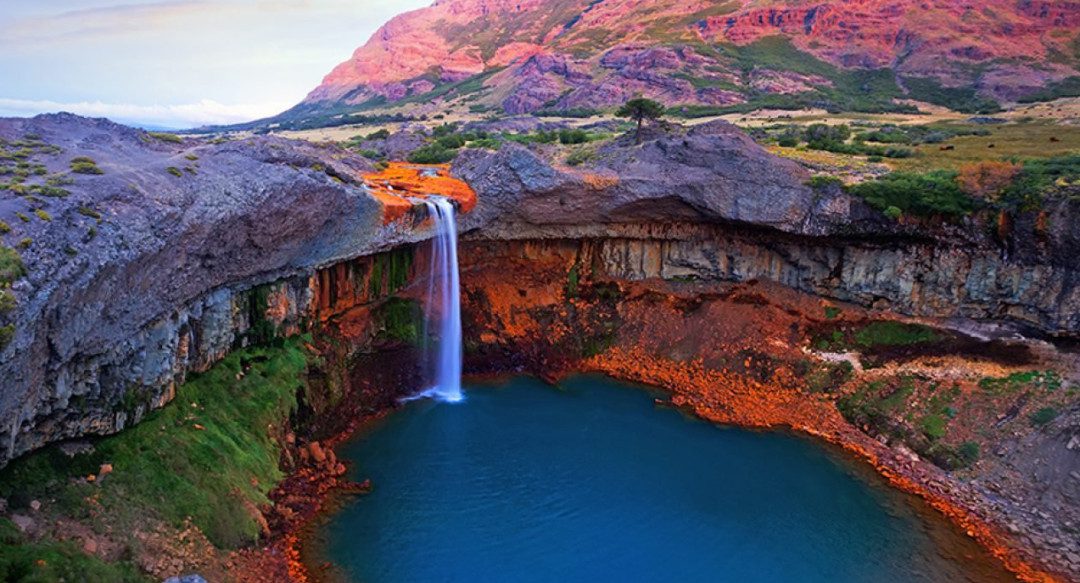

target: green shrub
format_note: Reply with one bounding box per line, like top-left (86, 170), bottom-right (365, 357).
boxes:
top-left (566, 149), bottom-right (594, 167)
top-left (34, 209), bottom-right (51, 222)
top-left (434, 134), bottom-right (466, 149)
top-left (558, 129), bottom-right (589, 145)
top-left (919, 414), bottom-right (948, 441)
top-left (777, 136), bottom-right (799, 148)
top-left (148, 132), bottom-right (183, 144)
top-left (407, 145), bottom-right (457, 164)
top-left (883, 206), bottom-right (902, 220)
top-left (15, 213), bottom-right (29, 223)
top-left (848, 170), bottom-right (974, 217)
top-left (1029, 407), bottom-right (1058, 426)
top-left (0, 221), bottom-right (9, 235)
top-left (0, 246), bottom-right (25, 283)
top-left (807, 175), bottom-right (844, 190)
top-left (70, 159), bottom-right (104, 175)
top-left (366, 129), bottom-right (391, 141)
top-left (957, 441), bottom-right (980, 467)
top-left (432, 122), bottom-right (459, 138)
top-left (166, 166), bottom-right (183, 177)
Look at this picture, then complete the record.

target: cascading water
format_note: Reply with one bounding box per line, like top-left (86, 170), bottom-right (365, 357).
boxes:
top-left (414, 197), bottom-right (464, 403)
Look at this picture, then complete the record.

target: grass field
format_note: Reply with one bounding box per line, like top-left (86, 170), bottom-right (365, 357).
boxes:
top-left (889, 121), bottom-right (1080, 172)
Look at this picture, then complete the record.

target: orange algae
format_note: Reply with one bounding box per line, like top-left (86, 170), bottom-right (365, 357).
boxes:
top-left (361, 162), bottom-right (477, 224)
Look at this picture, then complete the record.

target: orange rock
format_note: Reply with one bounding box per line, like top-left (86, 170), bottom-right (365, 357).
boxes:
top-left (361, 163), bottom-right (477, 224)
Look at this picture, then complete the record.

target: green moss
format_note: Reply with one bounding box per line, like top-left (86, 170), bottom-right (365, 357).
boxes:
top-left (566, 263), bottom-right (580, 299)
top-left (77, 206), bottom-right (102, 220)
top-left (376, 298), bottom-right (421, 345)
top-left (165, 166), bottom-right (183, 178)
top-left (979, 370), bottom-right (1062, 395)
top-left (0, 339), bottom-right (309, 548)
top-left (15, 213), bottom-right (29, 223)
top-left (0, 290), bottom-right (15, 314)
top-left (33, 209), bottom-right (51, 222)
top-left (918, 413), bottom-right (948, 441)
top-left (0, 324), bottom-right (13, 351)
top-left (0, 518), bottom-right (148, 582)
top-left (0, 220), bottom-right (9, 235)
top-left (823, 306), bottom-right (841, 320)
top-left (1029, 407), bottom-right (1058, 427)
top-left (854, 321), bottom-right (940, 348)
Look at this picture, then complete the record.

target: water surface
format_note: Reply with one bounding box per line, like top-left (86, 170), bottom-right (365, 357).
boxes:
top-left (320, 376), bottom-right (1013, 582)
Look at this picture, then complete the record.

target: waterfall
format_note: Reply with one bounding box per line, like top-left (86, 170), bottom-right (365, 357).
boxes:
top-left (415, 197), bottom-right (464, 403)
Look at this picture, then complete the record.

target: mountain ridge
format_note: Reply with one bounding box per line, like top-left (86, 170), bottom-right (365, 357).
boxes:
top-left (270, 0), bottom-right (1080, 127)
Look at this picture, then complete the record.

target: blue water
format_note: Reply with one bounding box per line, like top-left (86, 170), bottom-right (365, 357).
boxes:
top-left (320, 376), bottom-right (1012, 583)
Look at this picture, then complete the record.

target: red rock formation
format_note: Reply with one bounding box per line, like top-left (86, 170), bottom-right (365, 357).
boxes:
top-left (296, 0), bottom-right (1080, 114)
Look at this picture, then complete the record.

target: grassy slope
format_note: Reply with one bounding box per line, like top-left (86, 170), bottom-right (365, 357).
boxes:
top-left (0, 337), bottom-right (310, 563)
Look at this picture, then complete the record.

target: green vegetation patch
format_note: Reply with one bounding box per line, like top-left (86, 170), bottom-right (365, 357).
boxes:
top-left (0, 246), bottom-right (25, 283)
top-left (979, 370), bottom-right (1062, 395)
top-left (375, 297), bottom-right (421, 345)
top-left (0, 339), bottom-right (310, 548)
top-left (848, 170), bottom-right (973, 218)
top-left (69, 156), bottom-right (103, 175)
top-left (147, 132), bottom-right (183, 144)
top-left (0, 518), bottom-right (147, 582)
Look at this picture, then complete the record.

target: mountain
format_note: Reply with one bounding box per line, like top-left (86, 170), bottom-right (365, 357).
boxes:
top-left (267, 0), bottom-right (1080, 128)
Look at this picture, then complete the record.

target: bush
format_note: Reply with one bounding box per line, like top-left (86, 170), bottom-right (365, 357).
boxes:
top-left (957, 442), bottom-right (980, 467)
top-left (148, 132), bottom-right (183, 144)
top-left (807, 175), bottom-right (844, 190)
top-left (0, 247), bottom-right (25, 283)
top-left (1029, 407), bottom-right (1058, 426)
top-left (566, 149), bottom-right (594, 167)
top-left (432, 123), bottom-right (459, 138)
top-left (883, 206), bottom-right (902, 220)
top-left (777, 136), bottom-right (799, 148)
top-left (558, 129), bottom-right (589, 145)
top-left (957, 161), bottom-right (1022, 201)
top-left (848, 170), bottom-right (974, 217)
top-left (366, 129), bottom-right (391, 141)
top-left (434, 134), bottom-right (466, 149)
top-left (407, 144), bottom-right (457, 164)
top-left (70, 157), bottom-right (103, 175)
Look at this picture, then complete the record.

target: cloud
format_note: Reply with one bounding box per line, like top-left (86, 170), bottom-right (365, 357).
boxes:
top-left (0, 97), bottom-right (291, 128)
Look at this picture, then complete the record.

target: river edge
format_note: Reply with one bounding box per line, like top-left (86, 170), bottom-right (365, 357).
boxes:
top-left (264, 369), bottom-right (1058, 583)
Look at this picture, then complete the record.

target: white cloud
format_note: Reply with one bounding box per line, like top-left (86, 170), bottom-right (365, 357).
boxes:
top-left (0, 97), bottom-right (292, 128)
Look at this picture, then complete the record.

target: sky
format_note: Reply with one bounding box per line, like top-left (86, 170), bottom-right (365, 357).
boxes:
top-left (0, 0), bottom-right (431, 129)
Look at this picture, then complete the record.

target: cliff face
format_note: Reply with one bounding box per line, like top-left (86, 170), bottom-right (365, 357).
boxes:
top-left (0, 114), bottom-right (442, 463)
top-left (294, 0), bottom-right (1080, 117)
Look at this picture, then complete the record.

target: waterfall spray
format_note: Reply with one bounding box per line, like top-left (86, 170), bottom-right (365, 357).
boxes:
top-left (416, 197), bottom-right (463, 403)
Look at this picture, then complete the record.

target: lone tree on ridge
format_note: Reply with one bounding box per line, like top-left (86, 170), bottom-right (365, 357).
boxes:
top-left (616, 97), bottom-right (665, 144)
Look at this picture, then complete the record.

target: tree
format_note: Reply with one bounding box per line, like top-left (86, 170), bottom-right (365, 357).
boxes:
top-left (616, 97), bottom-right (665, 144)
